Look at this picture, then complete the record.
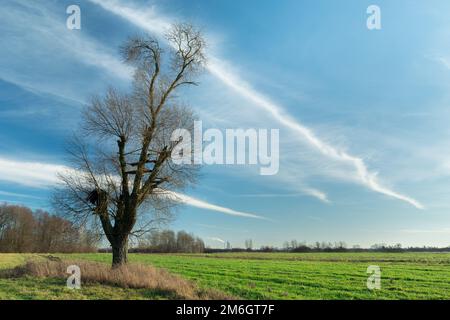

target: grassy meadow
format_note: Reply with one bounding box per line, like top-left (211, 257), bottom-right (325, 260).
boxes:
top-left (1, 252), bottom-right (450, 300)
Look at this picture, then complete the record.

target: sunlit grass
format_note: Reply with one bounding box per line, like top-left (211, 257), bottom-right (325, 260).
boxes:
top-left (2, 252), bottom-right (450, 299)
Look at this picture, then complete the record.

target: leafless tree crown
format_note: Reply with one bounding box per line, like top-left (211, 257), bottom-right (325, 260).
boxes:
top-left (53, 24), bottom-right (206, 261)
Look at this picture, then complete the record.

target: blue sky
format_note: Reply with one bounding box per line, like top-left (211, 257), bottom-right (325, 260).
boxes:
top-left (1, 0), bottom-right (450, 248)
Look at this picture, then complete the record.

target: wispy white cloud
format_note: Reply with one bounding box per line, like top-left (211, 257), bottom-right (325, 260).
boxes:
top-left (89, 0), bottom-right (171, 34)
top-left (207, 59), bottom-right (423, 209)
top-left (161, 190), bottom-right (269, 220)
top-left (0, 157), bottom-right (264, 219)
top-left (0, 157), bottom-right (67, 188)
top-left (1, 0), bottom-right (419, 208)
top-left (0, 190), bottom-right (43, 200)
top-left (301, 187), bottom-right (330, 203)
top-left (208, 237), bottom-right (225, 244)
top-left (236, 189), bottom-right (329, 203)
top-left (0, 0), bottom-right (132, 102)
top-left (88, 0), bottom-right (423, 209)
top-left (435, 56), bottom-right (450, 70)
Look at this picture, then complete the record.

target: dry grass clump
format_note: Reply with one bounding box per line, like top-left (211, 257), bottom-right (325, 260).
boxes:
top-left (6, 259), bottom-right (232, 300)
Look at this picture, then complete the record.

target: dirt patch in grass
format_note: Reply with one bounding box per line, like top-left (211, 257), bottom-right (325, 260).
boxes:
top-left (1, 258), bottom-right (233, 300)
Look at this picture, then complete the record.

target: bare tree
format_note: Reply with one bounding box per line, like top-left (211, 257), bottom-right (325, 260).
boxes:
top-left (245, 239), bottom-right (253, 251)
top-left (53, 23), bottom-right (206, 267)
top-left (0, 205), bottom-right (11, 236)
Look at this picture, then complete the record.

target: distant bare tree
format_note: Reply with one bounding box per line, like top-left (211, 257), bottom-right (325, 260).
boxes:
top-left (0, 205), bottom-right (35, 252)
top-left (53, 23), bottom-right (206, 267)
top-left (0, 205), bottom-right (10, 235)
top-left (290, 240), bottom-right (298, 249)
top-left (245, 239), bottom-right (253, 251)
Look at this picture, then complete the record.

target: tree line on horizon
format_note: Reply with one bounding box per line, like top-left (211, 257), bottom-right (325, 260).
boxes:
top-left (133, 229), bottom-right (205, 253)
top-left (2, 203), bottom-right (448, 254)
top-left (0, 204), bottom-right (98, 253)
top-left (0, 203), bottom-right (206, 254)
top-left (207, 239), bottom-right (450, 253)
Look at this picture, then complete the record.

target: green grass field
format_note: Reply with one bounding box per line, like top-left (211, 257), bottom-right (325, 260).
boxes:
top-left (1, 252), bottom-right (450, 299)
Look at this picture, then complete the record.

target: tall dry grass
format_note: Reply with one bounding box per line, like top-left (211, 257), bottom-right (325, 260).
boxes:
top-left (5, 258), bottom-right (232, 300)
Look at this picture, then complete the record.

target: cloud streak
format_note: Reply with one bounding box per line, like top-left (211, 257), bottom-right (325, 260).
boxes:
top-left (88, 0), bottom-right (423, 209)
top-left (0, 157), bottom-right (264, 220)
top-left (162, 190), bottom-right (269, 220)
top-left (208, 237), bottom-right (225, 244)
top-left (0, 157), bottom-right (66, 188)
top-left (0, 0), bottom-right (132, 103)
top-left (0, 190), bottom-right (43, 200)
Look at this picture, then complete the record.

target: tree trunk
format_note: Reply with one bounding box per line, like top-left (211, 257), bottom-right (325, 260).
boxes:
top-left (112, 238), bottom-right (128, 267)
